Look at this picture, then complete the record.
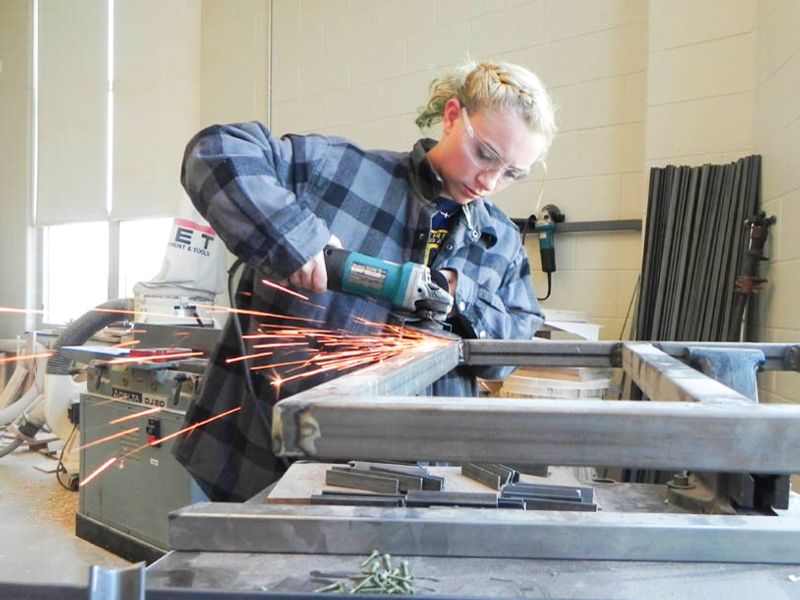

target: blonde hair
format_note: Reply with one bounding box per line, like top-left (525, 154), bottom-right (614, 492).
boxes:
top-left (416, 60), bottom-right (557, 157)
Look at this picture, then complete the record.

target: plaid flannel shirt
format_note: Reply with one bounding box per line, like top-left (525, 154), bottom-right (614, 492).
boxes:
top-left (174, 122), bottom-right (543, 501)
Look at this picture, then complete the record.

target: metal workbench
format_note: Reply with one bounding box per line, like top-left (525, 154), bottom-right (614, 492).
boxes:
top-left (139, 336), bottom-right (800, 599)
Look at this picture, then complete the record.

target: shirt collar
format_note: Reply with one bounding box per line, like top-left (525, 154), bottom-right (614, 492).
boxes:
top-left (409, 138), bottom-right (443, 201)
top-left (409, 138), bottom-right (498, 242)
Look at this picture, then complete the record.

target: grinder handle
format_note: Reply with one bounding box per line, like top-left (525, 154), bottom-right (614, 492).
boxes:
top-left (323, 246), bottom-right (348, 292)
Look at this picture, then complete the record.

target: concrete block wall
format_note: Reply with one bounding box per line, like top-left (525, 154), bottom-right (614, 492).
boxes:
top-left (644, 0), bottom-right (756, 167)
top-left (271, 0), bottom-right (648, 340)
top-left (753, 0), bottom-right (800, 404)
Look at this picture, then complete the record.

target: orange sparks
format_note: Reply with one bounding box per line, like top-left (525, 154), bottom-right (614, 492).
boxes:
top-left (112, 339), bottom-right (141, 348)
top-left (75, 427), bottom-right (138, 452)
top-left (146, 406), bottom-right (242, 446)
top-left (106, 351), bottom-right (204, 365)
top-left (0, 351), bottom-right (52, 365)
top-left (0, 306), bottom-right (44, 315)
top-left (79, 457), bottom-right (118, 487)
top-left (196, 304), bottom-right (324, 324)
top-left (251, 342), bottom-right (308, 350)
top-left (270, 355), bottom-right (380, 386)
top-left (108, 407), bottom-right (162, 424)
top-left (225, 351), bottom-right (274, 364)
top-left (250, 358), bottom-right (313, 371)
top-left (79, 406), bottom-right (243, 487)
top-left (261, 279), bottom-right (310, 301)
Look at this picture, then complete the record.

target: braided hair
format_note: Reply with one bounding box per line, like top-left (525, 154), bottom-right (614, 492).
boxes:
top-left (416, 60), bottom-right (557, 157)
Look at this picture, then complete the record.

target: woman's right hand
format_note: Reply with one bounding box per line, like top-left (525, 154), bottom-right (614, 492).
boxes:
top-left (288, 234), bottom-right (342, 294)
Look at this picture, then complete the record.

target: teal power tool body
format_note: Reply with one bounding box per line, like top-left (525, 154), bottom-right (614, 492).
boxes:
top-left (534, 204), bottom-right (562, 301)
top-left (323, 247), bottom-right (453, 325)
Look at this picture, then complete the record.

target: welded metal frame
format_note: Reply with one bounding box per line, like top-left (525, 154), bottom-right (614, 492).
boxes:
top-left (231, 339), bottom-right (800, 564)
top-left (272, 340), bottom-right (800, 472)
top-left (136, 338), bottom-right (800, 565)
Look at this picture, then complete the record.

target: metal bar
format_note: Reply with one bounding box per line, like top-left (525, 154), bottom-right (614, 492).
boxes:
top-left (622, 343), bottom-right (752, 404)
top-left (502, 485), bottom-right (582, 502)
top-left (497, 498), bottom-right (525, 509)
top-left (521, 498), bottom-right (597, 512)
top-left (474, 464), bottom-right (516, 486)
top-left (325, 469), bottom-right (399, 494)
top-left (420, 475), bottom-right (445, 491)
top-left (352, 462), bottom-right (428, 477)
top-left (366, 467), bottom-right (424, 492)
top-left (462, 339), bottom-right (799, 371)
top-left (274, 394), bottom-right (800, 472)
top-left (405, 491), bottom-right (498, 508)
top-left (462, 340), bottom-right (621, 368)
top-left (505, 483), bottom-right (594, 504)
top-left (311, 495), bottom-right (404, 507)
top-left (461, 464), bottom-right (501, 490)
top-left (168, 503), bottom-right (800, 564)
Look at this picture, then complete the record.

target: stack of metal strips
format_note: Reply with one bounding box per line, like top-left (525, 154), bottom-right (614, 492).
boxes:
top-left (635, 155), bottom-right (760, 343)
top-left (312, 463), bottom-right (444, 507)
top-left (313, 463), bottom-right (597, 511)
top-left (461, 463), bottom-right (598, 511)
top-left (499, 483), bottom-right (597, 511)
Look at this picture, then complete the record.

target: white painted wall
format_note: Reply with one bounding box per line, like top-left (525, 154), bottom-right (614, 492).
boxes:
top-left (271, 0), bottom-right (648, 340)
top-left (753, 0), bottom-right (800, 405)
top-left (0, 1), bottom-right (32, 338)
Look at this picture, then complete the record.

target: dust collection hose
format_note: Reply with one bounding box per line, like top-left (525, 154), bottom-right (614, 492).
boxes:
top-left (46, 298), bottom-right (134, 375)
top-left (0, 298), bottom-right (134, 456)
top-left (0, 385), bottom-right (42, 429)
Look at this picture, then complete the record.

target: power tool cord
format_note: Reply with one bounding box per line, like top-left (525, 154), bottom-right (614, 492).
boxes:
top-left (520, 215), bottom-right (552, 302)
top-left (227, 258), bottom-right (275, 440)
top-left (538, 273), bottom-right (552, 302)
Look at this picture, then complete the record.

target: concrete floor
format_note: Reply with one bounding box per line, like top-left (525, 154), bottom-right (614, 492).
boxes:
top-left (0, 440), bottom-right (129, 587)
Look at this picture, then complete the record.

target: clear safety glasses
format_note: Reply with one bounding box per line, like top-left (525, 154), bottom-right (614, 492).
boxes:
top-left (460, 107), bottom-right (529, 184)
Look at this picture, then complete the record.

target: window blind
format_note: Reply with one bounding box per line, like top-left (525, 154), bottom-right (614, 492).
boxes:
top-left (36, 0), bottom-right (108, 226)
top-left (111, 0), bottom-right (201, 220)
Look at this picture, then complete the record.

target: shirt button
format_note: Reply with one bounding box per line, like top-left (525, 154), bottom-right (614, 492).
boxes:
top-left (418, 232), bottom-right (426, 240)
top-left (445, 243), bottom-right (454, 251)
top-left (470, 230), bottom-right (479, 240)
top-left (458, 301), bottom-right (466, 311)
top-left (479, 330), bottom-right (487, 339)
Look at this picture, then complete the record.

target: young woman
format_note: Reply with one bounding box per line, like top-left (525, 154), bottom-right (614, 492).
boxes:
top-left (176, 61), bottom-right (557, 501)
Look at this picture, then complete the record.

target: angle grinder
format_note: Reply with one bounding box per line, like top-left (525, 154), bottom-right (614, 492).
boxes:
top-left (323, 247), bottom-right (453, 324)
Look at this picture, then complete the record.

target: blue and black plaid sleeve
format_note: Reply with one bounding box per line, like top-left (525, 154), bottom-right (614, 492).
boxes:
top-left (181, 122), bottom-right (333, 278)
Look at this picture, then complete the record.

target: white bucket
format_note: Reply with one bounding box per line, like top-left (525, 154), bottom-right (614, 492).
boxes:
top-left (499, 373), bottom-right (609, 400)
